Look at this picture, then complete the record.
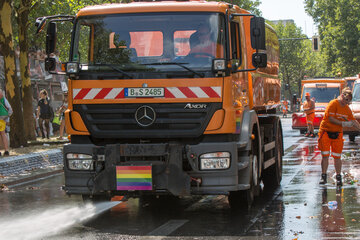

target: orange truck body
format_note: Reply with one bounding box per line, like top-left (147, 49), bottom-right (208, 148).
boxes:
top-left (292, 78), bottom-right (345, 133)
top-left (38, 1), bottom-right (283, 203)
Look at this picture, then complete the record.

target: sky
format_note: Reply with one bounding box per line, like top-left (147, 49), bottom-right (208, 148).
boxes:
top-left (259, 0), bottom-right (317, 37)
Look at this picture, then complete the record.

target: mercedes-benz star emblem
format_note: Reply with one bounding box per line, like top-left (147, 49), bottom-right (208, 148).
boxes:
top-left (135, 105), bottom-right (156, 127)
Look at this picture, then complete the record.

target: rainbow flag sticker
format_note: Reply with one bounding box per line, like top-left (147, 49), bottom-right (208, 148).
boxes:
top-left (116, 166), bottom-right (152, 191)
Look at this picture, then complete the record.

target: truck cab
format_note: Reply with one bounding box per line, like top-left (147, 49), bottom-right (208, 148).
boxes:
top-left (344, 77), bottom-right (360, 141)
top-left (292, 79), bottom-right (345, 134)
top-left (35, 0), bottom-right (283, 209)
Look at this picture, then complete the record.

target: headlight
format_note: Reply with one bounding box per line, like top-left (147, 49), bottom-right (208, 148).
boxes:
top-left (199, 152), bottom-right (230, 170)
top-left (67, 153), bottom-right (93, 170)
top-left (66, 62), bottom-right (79, 74)
top-left (213, 59), bottom-right (226, 71)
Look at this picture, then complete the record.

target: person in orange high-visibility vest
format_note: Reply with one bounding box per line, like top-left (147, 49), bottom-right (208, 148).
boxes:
top-left (318, 88), bottom-right (360, 186)
top-left (303, 92), bottom-right (315, 137)
top-left (282, 99), bottom-right (288, 118)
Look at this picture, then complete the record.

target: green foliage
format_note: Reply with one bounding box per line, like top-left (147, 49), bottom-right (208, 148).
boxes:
top-left (26, 0), bottom-right (118, 61)
top-left (305, 0), bottom-right (360, 76)
top-left (270, 21), bottom-right (327, 98)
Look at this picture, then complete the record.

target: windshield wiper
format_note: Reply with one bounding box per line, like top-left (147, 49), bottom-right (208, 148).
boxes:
top-left (143, 62), bottom-right (205, 78)
top-left (94, 63), bottom-right (133, 79)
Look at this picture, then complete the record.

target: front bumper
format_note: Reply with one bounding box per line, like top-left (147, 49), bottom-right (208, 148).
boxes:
top-left (63, 142), bottom-right (250, 197)
top-left (292, 112), bottom-right (324, 130)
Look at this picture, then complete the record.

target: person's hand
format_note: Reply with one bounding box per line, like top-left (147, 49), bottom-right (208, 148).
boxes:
top-left (342, 121), bottom-right (353, 127)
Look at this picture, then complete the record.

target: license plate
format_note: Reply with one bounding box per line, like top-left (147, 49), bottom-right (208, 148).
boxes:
top-left (125, 88), bottom-right (164, 97)
top-left (116, 166), bottom-right (152, 191)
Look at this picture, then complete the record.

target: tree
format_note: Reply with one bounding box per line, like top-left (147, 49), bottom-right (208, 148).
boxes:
top-left (0, 0), bottom-right (27, 148)
top-left (271, 21), bottom-right (327, 99)
top-left (15, 0), bottom-right (36, 141)
top-left (305, 0), bottom-right (360, 76)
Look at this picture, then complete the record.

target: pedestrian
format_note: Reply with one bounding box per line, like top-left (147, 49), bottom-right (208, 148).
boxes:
top-left (303, 92), bottom-right (316, 137)
top-left (318, 87), bottom-right (360, 186)
top-left (36, 89), bottom-right (53, 139)
top-left (0, 89), bottom-right (12, 156)
top-left (282, 99), bottom-right (288, 118)
top-left (57, 92), bottom-right (68, 140)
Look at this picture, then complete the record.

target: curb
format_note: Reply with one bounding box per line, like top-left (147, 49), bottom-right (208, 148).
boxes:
top-left (0, 149), bottom-right (63, 179)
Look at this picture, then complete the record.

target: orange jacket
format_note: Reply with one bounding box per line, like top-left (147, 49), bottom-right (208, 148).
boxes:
top-left (319, 99), bottom-right (355, 133)
top-left (303, 100), bottom-right (315, 115)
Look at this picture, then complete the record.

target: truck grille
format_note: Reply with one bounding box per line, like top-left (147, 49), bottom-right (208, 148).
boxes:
top-left (73, 103), bottom-right (221, 138)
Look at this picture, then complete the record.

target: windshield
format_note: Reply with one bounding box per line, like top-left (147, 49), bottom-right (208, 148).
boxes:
top-left (352, 83), bottom-right (360, 102)
top-left (302, 87), bottom-right (340, 103)
top-left (72, 12), bottom-right (226, 79)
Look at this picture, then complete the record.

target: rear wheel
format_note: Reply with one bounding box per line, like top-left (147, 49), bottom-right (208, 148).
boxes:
top-left (263, 121), bottom-right (283, 190)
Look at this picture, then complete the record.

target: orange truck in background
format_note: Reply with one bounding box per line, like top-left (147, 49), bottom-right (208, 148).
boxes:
top-left (344, 74), bottom-right (360, 90)
top-left (35, 0), bottom-right (282, 209)
top-left (292, 78), bottom-right (346, 134)
top-left (344, 75), bottom-right (360, 141)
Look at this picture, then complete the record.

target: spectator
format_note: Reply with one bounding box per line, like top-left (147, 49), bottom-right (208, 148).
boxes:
top-left (36, 89), bottom-right (52, 139)
top-left (57, 92), bottom-right (68, 140)
top-left (0, 89), bottom-right (13, 156)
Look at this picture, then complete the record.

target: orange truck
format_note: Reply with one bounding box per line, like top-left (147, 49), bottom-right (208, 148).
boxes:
top-left (344, 75), bottom-right (360, 141)
top-left (344, 74), bottom-right (360, 90)
top-left (292, 78), bottom-right (346, 134)
top-left (35, 0), bottom-right (282, 208)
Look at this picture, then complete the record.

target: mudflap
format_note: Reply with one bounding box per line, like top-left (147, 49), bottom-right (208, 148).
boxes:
top-left (90, 144), bottom-right (191, 196)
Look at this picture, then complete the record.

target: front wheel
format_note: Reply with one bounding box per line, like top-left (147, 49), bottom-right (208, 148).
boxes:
top-left (228, 176), bottom-right (254, 211)
top-left (228, 127), bottom-right (260, 210)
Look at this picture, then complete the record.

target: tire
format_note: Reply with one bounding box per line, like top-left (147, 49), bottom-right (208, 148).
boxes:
top-left (228, 184), bottom-right (254, 211)
top-left (228, 127), bottom-right (260, 210)
top-left (349, 135), bottom-right (356, 142)
top-left (263, 121), bottom-right (283, 190)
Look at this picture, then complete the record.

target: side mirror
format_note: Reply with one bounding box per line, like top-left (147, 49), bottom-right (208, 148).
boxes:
top-left (252, 53), bottom-right (267, 68)
top-left (45, 57), bottom-right (56, 72)
top-left (46, 22), bottom-right (57, 55)
top-left (250, 17), bottom-right (266, 50)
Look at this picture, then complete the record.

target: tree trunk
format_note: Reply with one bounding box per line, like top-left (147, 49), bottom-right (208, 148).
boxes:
top-left (18, 0), bottom-right (36, 141)
top-left (0, 0), bottom-right (27, 148)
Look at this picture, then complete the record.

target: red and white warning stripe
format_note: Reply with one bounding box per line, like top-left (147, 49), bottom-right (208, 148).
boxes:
top-left (73, 87), bottom-right (221, 99)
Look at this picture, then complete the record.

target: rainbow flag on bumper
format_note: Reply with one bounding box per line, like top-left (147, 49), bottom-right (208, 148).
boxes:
top-left (116, 166), bottom-right (152, 190)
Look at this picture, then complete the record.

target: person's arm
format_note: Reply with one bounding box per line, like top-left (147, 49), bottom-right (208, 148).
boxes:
top-left (329, 116), bottom-right (343, 126)
top-left (36, 106), bottom-right (40, 119)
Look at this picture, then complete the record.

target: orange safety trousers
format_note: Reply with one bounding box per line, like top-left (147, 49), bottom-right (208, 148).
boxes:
top-left (306, 112), bottom-right (315, 125)
top-left (318, 131), bottom-right (343, 159)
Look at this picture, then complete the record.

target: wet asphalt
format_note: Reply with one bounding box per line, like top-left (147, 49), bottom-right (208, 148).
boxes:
top-left (0, 117), bottom-right (359, 240)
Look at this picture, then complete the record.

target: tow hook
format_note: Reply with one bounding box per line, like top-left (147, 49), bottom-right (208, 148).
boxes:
top-left (191, 177), bottom-right (202, 190)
